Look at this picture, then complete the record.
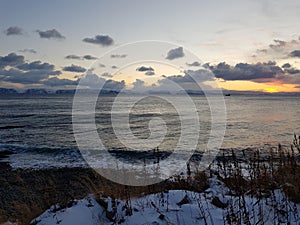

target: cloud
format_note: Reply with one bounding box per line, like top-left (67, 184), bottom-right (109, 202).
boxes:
top-left (269, 39), bottom-right (287, 50)
top-left (132, 79), bottom-right (146, 92)
top-left (156, 72), bottom-right (212, 93)
top-left (103, 79), bottom-right (125, 91)
top-left (0, 53), bottom-right (25, 68)
top-left (63, 64), bottom-right (86, 73)
top-left (101, 72), bottom-right (113, 78)
top-left (43, 77), bottom-right (78, 86)
top-left (289, 50), bottom-right (300, 57)
top-left (136, 66), bottom-right (155, 76)
top-left (83, 55), bottom-right (98, 60)
top-left (65, 55), bottom-right (82, 60)
top-left (83, 35), bottom-right (114, 46)
top-left (65, 54), bottom-right (98, 60)
top-left (17, 61), bottom-right (55, 71)
top-left (136, 66), bottom-right (154, 72)
top-left (186, 61), bottom-right (201, 67)
top-left (111, 54), bottom-right (127, 58)
top-left (5, 26), bottom-right (23, 35)
top-left (0, 53), bottom-right (60, 85)
top-left (184, 69), bottom-right (215, 82)
top-left (145, 71), bottom-right (155, 76)
top-left (80, 74), bottom-right (124, 91)
top-left (282, 63), bottom-right (291, 69)
top-left (204, 60), bottom-right (300, 85)
top-left (166, 47), bottom-right (184, 60)
top-left (206, 61), bottom-right (283, 81)
top-left (281, 63), bottom-right (300, 74)
top-left (0, 53), bottom-right (83, 87)
top-left (0, 68), bottom-right (59, 84)
top-left (255, 37), bottom-right (300, 60)
top-left (37, 29), bottom-right (65, 39)
top-left (19, 49), bottom-right (37, 54)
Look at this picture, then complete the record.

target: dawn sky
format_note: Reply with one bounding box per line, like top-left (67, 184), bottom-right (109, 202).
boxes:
top-left (1, 0), bottom-right (300, 92)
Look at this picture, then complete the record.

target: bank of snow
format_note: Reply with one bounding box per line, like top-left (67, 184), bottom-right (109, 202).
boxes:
top-left (31, 178), bottom-right (300, 225)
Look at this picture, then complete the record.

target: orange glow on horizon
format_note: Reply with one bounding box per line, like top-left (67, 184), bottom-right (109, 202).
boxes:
top-left (264, 87), bottom-right (278, 93)
top-left (218, 80), bottom-right (300, 93)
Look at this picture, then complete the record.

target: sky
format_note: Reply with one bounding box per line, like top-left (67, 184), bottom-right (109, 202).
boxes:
top-left (1, 0), bottom-right (300, 93)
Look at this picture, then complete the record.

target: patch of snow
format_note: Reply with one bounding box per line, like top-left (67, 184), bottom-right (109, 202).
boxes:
top-left (31, 184), bottom-right (300, 225)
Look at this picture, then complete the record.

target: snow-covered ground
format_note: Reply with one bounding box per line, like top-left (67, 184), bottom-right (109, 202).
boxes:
top-left (31, 178), bottom-right (300, 225)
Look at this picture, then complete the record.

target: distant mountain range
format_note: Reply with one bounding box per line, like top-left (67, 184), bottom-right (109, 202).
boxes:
top-left (0, 87), bottom-right (300, 96)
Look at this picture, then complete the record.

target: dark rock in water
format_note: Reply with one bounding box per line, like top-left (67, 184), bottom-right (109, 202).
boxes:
top-left (0, 125), bottom-right (26, 130)
top-left (0, 161), bottom-right (11, 170)
top-left (211, 196), bottom-right (228, 209)
top-left (177, 194), bottom-right (191, 206)
top-left (0, 150), bottom-right (14, 159)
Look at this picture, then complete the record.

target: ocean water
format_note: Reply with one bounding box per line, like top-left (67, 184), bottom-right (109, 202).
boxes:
top-left (0, 94), bottom-right (299, 169)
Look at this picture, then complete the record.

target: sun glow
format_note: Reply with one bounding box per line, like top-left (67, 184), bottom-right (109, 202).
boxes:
top-left (264, 87), bottom-right (278, 93)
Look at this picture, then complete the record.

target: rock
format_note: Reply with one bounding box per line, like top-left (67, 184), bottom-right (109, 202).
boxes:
top-left (211, 196), bottom-right (228, 209)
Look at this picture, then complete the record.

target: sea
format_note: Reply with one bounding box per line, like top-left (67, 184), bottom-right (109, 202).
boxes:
top-left (0, 94), bottom-right (299, 169)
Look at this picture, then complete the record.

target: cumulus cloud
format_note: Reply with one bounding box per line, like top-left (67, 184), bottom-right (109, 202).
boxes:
top-left (166, 47), bottom-right (184, 60)
top-left (63, 64), bottom-right (86, 73)
top-left (132, 79), bottom-right (146, 92)
top-left (80, 74), bottom-right (124, 91)
top-left (0, 53), bottom-right (83, 87)
top-left (157, 74), bottom-right (206, 93)
top-left (282, 63), bottom-right (291, 69)
top-left (0, 68), bottom-right (59, 84)
top-left (0, 53), bottom-right (25, 68)
top-left (65, 54), bottom-right (98, 60)
top-left (83, 35), bottom-right (114, 46)
top-left (186, 61), bottom-right (201, 67)
top-left (19, 49), bottom-right (37, 54)
top-left (0, 53), bottom-right (61, 85)
top-left (111, 54), bottom-right (127, 58)
top-left (43, 77), bottom-right (78, 86)
top-left (136, 66), bottom-right (154, 72)
top-left (37, 29), bottom-right (65, 39)
top-left (204, 60), bottom-right (300, 85)
top-left (5, 26), bottom-right (23, 35)
top-left (206, 61), bottom-right (283, 81)
top-left (65, 55), bottom-right (82, 60)
top-left (83, 55), bottom-right (97, 60)
top-left (289, 50), bottom-right (300, 57)
top-left (281, 63), bottom-right (300, 74)
top-left (101, 72), bottom-right (113, 78)
top-left (17, 61), bottom-right (55, 71)
top-left (145, 71), bottom-right (155, 76)
top-left (185, 69), bottom-right (215, 82)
